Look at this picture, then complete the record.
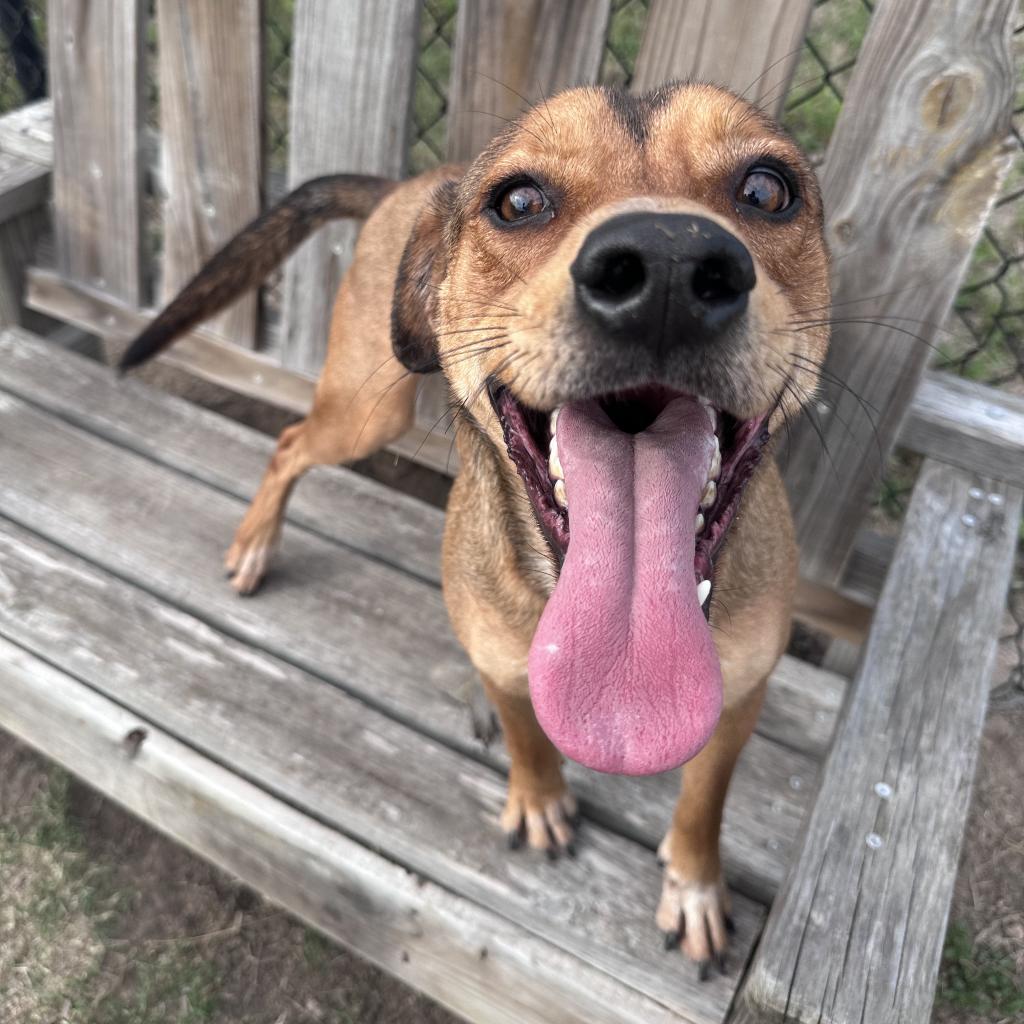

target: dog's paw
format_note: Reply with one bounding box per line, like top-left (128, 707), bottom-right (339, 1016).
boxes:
top-left (500, 783), bottom-right (578, 859)
top-left (224, 532), bottom-right (278, 596)
top-left (656, 866), bottom-right (734, 981)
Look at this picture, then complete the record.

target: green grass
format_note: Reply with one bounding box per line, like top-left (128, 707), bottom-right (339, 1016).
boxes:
top-left (938, 921), bottom-right (1024, 1018)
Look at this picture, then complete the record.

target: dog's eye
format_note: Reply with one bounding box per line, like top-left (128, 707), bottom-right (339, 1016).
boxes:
top-left (496, 182), bottom-right (548, 222)
top-left (737, 168), bottom-right (791, 214)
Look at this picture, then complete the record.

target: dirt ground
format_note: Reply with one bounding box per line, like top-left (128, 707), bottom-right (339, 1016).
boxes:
top-left (1, 353), bottom-right (1021, 1022)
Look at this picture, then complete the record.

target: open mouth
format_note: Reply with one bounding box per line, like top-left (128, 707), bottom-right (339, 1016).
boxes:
top-left (487, 380), bottom-right (771, 777)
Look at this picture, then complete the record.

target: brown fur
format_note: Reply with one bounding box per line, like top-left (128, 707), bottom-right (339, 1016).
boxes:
top-left (124, 83), bottom-right (830, 976)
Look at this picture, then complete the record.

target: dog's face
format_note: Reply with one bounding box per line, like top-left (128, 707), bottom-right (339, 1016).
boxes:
top-left (393, 84), bottom-right (830, 775)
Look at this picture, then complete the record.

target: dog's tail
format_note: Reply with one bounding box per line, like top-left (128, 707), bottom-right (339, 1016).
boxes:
top-left (118, 174), bottom-right (398, 371)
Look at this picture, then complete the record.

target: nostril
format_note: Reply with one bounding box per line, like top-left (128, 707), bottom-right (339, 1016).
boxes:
top-left (587, 251), bottom-right (646, 301)
top-left (692, 256), bottom-right (745, 305)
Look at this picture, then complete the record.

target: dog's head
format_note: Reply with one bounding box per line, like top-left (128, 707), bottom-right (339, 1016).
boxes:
top-left (393, 83), bottom-right (829, 776)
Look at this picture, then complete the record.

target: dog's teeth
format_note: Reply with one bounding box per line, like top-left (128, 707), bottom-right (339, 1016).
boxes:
top-left (709, 448), bottom-right (721, 480)
top-left (695, 512), bottom-right (705, 534)
top-left (550, 407), bottom-right (561, 437)
top-left (697, 579), bottom-right (711, 607)
top-left (700, 480), bottom-right (716, 509)
top-left (554, 479), bottom-right (568, 509)
top-left (549, 438), bottom-right (564, 481)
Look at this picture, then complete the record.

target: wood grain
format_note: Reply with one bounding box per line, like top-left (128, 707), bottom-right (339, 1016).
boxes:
top-left (446, 0), bottom-right (612, 161)
top-left (781, 0), bottom-right (1018, 586)
top-left (0, 98), bottom-right (53, 164)
top-left (48, 0), bottom-right (145, 305)
top-left (281, 0), bottom-right (419, 374)
top-left (900, 371), bottom-right (1024, 486)
top-left (631, 0), bottom-right (814, 117)
top-left (0, 636), bottom-right (722, 1024)
top-left (157, 0), bottom-right (262, 346)
top-left (743, 460), bottom-right (1023, 1023)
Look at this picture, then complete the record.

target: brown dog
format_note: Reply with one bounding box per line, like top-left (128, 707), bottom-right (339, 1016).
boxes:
top-left (121, 83), bottom-right (830, 976)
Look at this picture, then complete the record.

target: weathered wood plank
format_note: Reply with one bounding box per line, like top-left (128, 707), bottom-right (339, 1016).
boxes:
top-left (446, 0), bottom-right (612, 161)
top-left (743, 460), bottom-right (1023, 1023)
top-left (281, 0), bottom-right (420, 374)
top-left (0, 98), bottom-right (53, 165)
top-left (0, 376), bottom-right (811, 900)
top-left (0, 326), bottom-right (841, 759)
top-left (631, 0), bottom-right (814, 117)
top-left (0, 636), bottom-right (722, 1024)
top-left (0, 148), bottom-right (49, 222)
top-left (157, 0), bottom-right (262, 346)
top-left (782, 0), bottom-right (1018, 586)
top-left (48, 0), bottom-right (145, 305)
top-left (900, 371), bottom-right (1024, 486)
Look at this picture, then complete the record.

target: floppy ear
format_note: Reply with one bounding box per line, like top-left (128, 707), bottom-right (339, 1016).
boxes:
top-left (391, 179), bottom-right (459, 374)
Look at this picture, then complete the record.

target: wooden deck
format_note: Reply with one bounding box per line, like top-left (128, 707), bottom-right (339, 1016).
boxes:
top-left (0, 327), bottom-right (851, 1023)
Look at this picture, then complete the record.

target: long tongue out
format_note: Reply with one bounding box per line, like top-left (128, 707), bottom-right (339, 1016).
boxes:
top-left (528, 397), bottom-right (722, 776)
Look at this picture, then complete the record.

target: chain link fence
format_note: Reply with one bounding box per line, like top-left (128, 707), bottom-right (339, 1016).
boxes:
top-left (0, 0), bottom-right (1020, 696)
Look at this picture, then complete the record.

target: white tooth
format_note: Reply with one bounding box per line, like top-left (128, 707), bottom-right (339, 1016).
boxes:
top-left (550, 407), bottom-right (561, 437)
top-left (554, 479), bottom-right (568, 509)
top-left (697, 579), bottom-right (711, 607)
top-left (701, 480), bottom-right (716, 508)
top-left (694, 512), bottom-right (704, 533)
top-left (709, 448), bottom-right (721, 480)
top-left (549, 438), bottom-right (564, 481)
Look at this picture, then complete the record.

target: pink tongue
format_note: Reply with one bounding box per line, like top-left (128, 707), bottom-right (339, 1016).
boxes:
top-left (528, 397), bottom-right (722, 776)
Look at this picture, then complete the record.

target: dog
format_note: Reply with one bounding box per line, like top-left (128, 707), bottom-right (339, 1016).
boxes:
top-left (121, 82), bottom-right (830, 976)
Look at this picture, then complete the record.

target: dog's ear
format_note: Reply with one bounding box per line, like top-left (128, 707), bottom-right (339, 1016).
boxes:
top-left (391, 179), bottom-right (459, 374)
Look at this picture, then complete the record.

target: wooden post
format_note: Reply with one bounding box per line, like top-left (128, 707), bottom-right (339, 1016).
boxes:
top-left (157, 0), bottom-right (263, 347)
top-left (631, 0), bottom-right (814, 117)
top-left (279, 0), bottom-right (420, 376)
top-left (48, 0), bottom-right (145, 306)
top-left (781, 0), bottom-right (1017, 587)
top-left (446, 0), bottom-right (612, 162)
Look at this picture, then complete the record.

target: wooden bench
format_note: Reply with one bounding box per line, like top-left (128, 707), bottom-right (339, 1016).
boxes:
top-left (1, 1), bottom-right (1022, 1021)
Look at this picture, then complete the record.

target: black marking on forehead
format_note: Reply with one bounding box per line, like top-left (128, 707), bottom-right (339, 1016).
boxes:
top-left (602, 85), bottom-right (678, 146)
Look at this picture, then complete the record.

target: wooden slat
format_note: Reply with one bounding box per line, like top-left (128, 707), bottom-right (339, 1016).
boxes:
top-left (281, 0), bottom-right (420, 374)
top-left (743, 459), bottom-right (1023, 1023)
top-left (0, 360), bottom-right (814, 902)
top-left (0, 98), bottom-right (53, 165)
top-left (900, 371), bottom-right (1024, 486)
top-left (0, 637), bottom-right (716, 1024)
top-left (446, 0), bottom-right (613, 161)
top-left (0, 148), bottom-right (49, 222)
top-left (157, 0), bottom-right (262, 346)
top-left (631, 0), bottom-right (814, 117)
top-left (48, 0), bottom-right (145, 305)
top-left (782, 0), bottom-right (1018, 587)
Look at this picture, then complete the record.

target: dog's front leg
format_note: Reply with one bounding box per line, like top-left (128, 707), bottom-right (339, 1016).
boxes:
top-left (656, 677), bottom-right (766, 977)
top-left (482, 677), bottom-right (579, 857)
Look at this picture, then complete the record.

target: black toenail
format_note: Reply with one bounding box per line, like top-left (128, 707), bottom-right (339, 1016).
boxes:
top-left (662, 930), bottom-right (680, 951)
top-left (724, 914), bottom-right (736, 934)
top-left (716, 952), bottom-right (728, 975)
top-left (565, 843), bottom-right (577, 859)
top-left (506, 831), bottom-right (523, 850)
top-left (545, 846), bottom-right (559, 862)
top-left (697, 959), bottom-right (711, 982)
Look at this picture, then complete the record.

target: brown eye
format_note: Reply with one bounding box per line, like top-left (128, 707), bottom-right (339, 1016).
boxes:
top-left (496, 182), bottom-right (548, 222)
top-left (737, 168), bottom-right (791, 214)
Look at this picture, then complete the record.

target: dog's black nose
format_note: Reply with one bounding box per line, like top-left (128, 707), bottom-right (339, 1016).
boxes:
top-left (571, 212), bottom-right (755, 350)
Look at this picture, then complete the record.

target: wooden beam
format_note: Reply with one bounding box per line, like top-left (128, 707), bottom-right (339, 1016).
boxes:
top-left (781, 0), bottom-right (1018, 587)
top-left (157, 0), bottom-right (263, 347)
top-left (0, 637), bottom-right (702, 1024)
top-left (743, 459), bottom-right (1022, 1023)
top-left (48, 0), bottom-right (145, 305)
top-left (446, 0), bottom-right (612, 161)
top-left (631, 0), bottom-right (814, 117)
top-left (0, 98), bottom-right (53, 165)
top-left (900, 371), bottom-right (1024, 487)
top-left (281, 0), bottom-right (420, 374)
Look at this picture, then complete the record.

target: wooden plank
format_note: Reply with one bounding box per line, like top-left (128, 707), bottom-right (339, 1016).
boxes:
top-left (631, 0), bottom-right (814, 117)
top-left (0, 376), bottom-right (812, 901)
top-left (0, 98), bottom-right (53, 165)
top-left (157, 0), bottom-right (262, 346)
top-left (0, 636), bottom-right (721, 1024)
top-left (446, 0), bottom-right (613, 161)
top-left (0, 208), bottom-right (48, 329)
top-left (48, 0), bottom-right (145, 305)
top-left (781, 0), bottom-right (1018, 587)
top-left (281, 0), bottom-right (420, 374)
top-left (0, 149), bottom-right (49, 222)
top-left (742, 460), bottom-right (1023, 1023)
top-left (900, 371), bottom-right (1024, 486)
